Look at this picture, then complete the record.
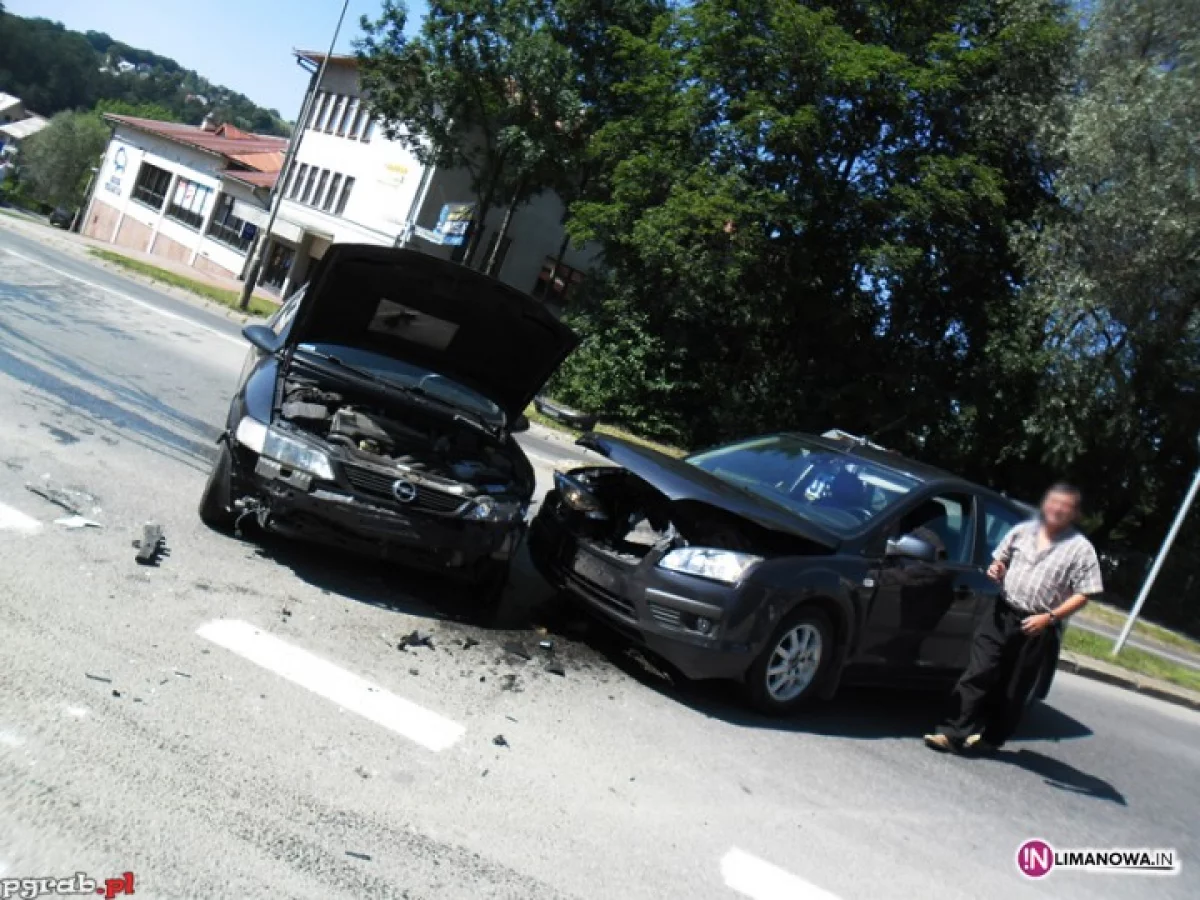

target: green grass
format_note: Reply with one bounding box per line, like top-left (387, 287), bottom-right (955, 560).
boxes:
top-left (1064, 627), bottom-right (1200, 693)
top-left (525, 403), bottom-right (688, 458)
top-left (1075, 601), bottom-right (1200, 657)
top-left (88, 248), bottom-right (277, 317)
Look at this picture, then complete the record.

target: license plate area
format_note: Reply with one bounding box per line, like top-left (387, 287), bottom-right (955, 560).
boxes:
top-left (572, 549), bottom-right (621, 592)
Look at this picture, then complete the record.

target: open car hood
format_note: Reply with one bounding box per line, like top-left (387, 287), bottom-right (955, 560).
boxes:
top-left (577, 434), bottom-right (840, 550)
top-left (286, 244), bottom-right (579, 421)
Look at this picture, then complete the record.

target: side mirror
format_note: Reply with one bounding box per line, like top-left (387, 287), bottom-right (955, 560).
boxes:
top-left (511, 414), bottom-right (530, 433)
top-left (242, 324), bottom-right (282, 355)
top-left (886, 533), bottom-right (938, 562)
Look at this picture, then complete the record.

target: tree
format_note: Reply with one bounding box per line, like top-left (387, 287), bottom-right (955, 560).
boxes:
top-left (94, 98), bottom-right (180, 122)
top-left (357, 0), bottom-right (584, 270)
top-left (18, 110), bottom-right (109, 208)
top-left (1012, 0), bottom-right (1200, 620)
top-left (558, 0), bottom-right (1076, 460)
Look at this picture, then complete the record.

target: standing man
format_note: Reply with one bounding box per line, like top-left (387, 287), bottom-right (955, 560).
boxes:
top-left (924, 483), bottom-right (1103, 754)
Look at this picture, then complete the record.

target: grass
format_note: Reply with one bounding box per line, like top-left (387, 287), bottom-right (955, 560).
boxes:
top-left (1075, 601), bottom-right (1200, 657)
top-left (525, 403), bottom-right (688, 458)
top-left (87, 247), bottom-right (277, 317)
top-left (1063, 627), bottom-right (1200, 694)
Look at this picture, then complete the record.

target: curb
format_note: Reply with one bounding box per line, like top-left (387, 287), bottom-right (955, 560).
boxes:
top-left (1056, 652), bottom-right (1200, 712)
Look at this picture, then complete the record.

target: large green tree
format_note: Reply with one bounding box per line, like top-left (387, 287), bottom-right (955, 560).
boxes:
top-left (1012, 0), bottom-right (1200, 618)
top-left (558, 0), bottom-right (1077, 459)
top-left (18, 110), bottom-right (109, 208)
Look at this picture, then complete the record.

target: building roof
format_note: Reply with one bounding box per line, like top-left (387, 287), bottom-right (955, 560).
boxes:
top-left (103, 114), bottom-right (288, 188)
top-left (294, 49), bottom-right (359, 68)
top-left (0, 93), bottom-right (22, 115)
top-left (0, 115), bottom-right (48, 141)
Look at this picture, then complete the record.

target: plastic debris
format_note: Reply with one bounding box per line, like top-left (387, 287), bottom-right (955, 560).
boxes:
top-left (133, 522), bottom-right (166, 565)
top-left (503, 641), bottom-right (531, 661)
top-left (545, 661), bottom-right (566, 677)
top-left (25, 483), bottom-right (83, 516)
top-left (345, 851), bottom-right (372, 862)
top-left (492, 734), bottom-right (509, 748)
top-left (538, 640), bottom-right (554, 652)
top-left (462, 637), bottom-right (480, 650)
top-left (85, 673), bottom-right (112, 683)
top-left (398, 630), bottom-right (434, 651)
top-left (54, 515), bottom-right (102, 529)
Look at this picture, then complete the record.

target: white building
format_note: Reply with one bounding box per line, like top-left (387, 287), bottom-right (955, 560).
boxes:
top-left (81, 115), bottom-right (286, 280)
top-left (262, 51), bottom-right (595, 303)
top-left (0, 93), bottom-right (48, 156)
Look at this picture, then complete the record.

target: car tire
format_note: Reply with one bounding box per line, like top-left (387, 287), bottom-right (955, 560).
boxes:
top-left (198, 441), bottom-right (237, 532)
top-left (745, 607), bottom-right (835, 715)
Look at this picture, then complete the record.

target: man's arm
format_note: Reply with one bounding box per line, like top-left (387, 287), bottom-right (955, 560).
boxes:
top-left (1021, 543), bottom-right (1103, 635)
top-left (987, 523), bottom-right (1023, 582)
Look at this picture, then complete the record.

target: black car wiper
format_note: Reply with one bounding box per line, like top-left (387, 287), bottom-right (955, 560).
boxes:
top-left (304, 350), bottom-right (495, 436)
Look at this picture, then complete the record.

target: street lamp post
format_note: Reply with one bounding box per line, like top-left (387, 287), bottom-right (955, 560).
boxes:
top-left (1113, 431), bottom-right (1200, 655)
top-left (237, 0), bottom-right (351, 310)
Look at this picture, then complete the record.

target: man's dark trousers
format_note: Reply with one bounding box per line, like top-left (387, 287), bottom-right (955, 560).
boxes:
top-left (939, 597), bottom-right (1050, 747)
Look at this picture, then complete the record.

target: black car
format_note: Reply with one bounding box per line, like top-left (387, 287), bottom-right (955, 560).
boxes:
top-left (49, 207), bottom-right (75, 229)
top-left (199, 244), bottom-right (577, 595)
top-left (529, 431), bottom-right (1057, 713)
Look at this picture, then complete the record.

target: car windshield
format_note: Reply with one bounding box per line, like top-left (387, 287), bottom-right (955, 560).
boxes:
top-left (686, 434), bottom-right (920, 532)
top-left (297, 342), bottom-right (506, 429)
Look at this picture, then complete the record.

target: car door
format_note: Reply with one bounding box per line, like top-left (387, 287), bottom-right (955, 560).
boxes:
top-left (858, 491), bottom-right (983, 672)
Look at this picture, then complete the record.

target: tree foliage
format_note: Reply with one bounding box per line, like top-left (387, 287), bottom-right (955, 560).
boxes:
top-left (0, 13), bottom-right (288, 134)
top-left (18, 110), bottom-right (109, 208)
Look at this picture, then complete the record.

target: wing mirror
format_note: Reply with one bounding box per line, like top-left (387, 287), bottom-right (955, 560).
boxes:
top-left (886, 533), bottom-right (938, 562)
top-left (242, 324), bottom-right (283, 354)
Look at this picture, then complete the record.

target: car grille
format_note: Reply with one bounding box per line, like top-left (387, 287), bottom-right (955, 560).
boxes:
top-left (564, 568), bottom-right (637, 620)
top-left (342, 464), bottom-right (470, 516)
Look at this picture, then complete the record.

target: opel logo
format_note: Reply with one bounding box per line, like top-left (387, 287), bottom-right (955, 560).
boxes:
top-left (391, 479), bottom-right (418, 503)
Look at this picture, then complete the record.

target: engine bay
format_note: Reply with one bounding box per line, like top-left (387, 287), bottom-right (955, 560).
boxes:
top-left (279, 376), bottom-right (528, 501)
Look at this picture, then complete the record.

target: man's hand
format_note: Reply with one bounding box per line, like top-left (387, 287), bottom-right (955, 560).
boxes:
top-left (1021, 613), bottom-right (1053, 636)
top-left (987, 559), bottom-right (1007, 583)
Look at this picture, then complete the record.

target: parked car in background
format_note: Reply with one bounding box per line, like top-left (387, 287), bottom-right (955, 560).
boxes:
top-left (530, 430), bottom-right (1057, 713)
top-left (199, 244), bottom-right (578, 599)
top-left (49, 207), bottom-right (74, 229)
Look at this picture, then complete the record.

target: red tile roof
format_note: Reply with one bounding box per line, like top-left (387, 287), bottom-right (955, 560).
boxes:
top-left (103, 114), bottom-right (288, 187)
top-left (223, 169), bottom-right (281, 189)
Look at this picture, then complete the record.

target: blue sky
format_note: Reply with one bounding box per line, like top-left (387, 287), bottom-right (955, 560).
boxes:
top-left (8, 0), bottom-right (425, 116)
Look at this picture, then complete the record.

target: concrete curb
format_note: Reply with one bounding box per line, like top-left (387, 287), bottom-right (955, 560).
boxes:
top-left (1057, 651), bottom-right (1200, 712)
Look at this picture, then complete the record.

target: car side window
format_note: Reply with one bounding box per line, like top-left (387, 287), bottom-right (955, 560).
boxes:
top-left (978, 500), bottom-right (1027, 566)
top-left (269, 286), bottom-right (305, 338)
top-left (897, 493), bottom-right (975, 565)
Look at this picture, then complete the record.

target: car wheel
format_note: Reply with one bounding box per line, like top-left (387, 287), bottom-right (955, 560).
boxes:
top-left (198, 441), bottom-right (237, 532)
top-left (746, 607), bottom-right (834, 715)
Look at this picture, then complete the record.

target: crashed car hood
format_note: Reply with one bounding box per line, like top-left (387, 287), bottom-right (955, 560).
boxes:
top-left (577, 434), bottom-right (840, 549)
top-left (285, 244), bottom-right (579, 421)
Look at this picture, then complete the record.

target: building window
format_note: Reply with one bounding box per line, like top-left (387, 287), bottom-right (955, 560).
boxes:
top-left (338, 98), bottom-right (358, 137)
top-left (481, 232), bottom-right (512, 274)
top-left (323, 173), bottom-right (343, 212)
top-left (206, 194), bottom-right (254, 253)
top-left (307, 92), bottom-right (327, 130)
top-left (361, 117), bottom-right (376, 143)
top-left (131, 162), bottom-right (171, 210)
top-left (165, 177), bottom-right (213, 230)
top-left (299, 166), bottom-right (318, 205)
top-left (334, 176), bottom-right (355, 215)
top-left (312, 169), bottom-right (330, 208)
top-left (349, 106), bottom-right (369, 140)
top-left (288, 164), bottom-right (308, 199)
top-left (326, 96), bottom-right (346, 133)
top-left (532, 258), bottom-right (585, 306)
top-left (315, 93), bottom-right (336, 131)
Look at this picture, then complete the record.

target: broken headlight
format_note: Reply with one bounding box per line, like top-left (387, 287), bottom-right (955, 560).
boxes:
top-left (554, 471), bottom-right (607, 519)
top-left (235, 416), bottom-right (335, 482)
top-left (464, 496), bottom-right (524, 523)
top-left (658, 547), bottom-right (763, 585)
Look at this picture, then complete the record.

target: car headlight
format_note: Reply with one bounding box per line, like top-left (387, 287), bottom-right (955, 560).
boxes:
top-left (465, 496), bottom-right (525, 523)
top-left (235, 416), bottom-right (335, 481)
top-left (658, 547), bottom-right (763, 585)
top-left (554, 471), bottom-right (607, 519)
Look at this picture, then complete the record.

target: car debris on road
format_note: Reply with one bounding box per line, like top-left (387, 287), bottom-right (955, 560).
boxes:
top-left (133, 522), bottom-right (166, 565)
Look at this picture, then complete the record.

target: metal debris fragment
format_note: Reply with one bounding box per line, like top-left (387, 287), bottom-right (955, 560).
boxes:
top-left (25, 483), bottom-right (83, 516)
top-left (133, 522), bottom-right (166, 565)
top-left (345, 851), bottom-right (372, 862)
top-left (398, 629), bottom-right (434, 651)
top-left (85, 673), bottom-right (112, 683)
top-left (492, 734), bottom-right (509, 748)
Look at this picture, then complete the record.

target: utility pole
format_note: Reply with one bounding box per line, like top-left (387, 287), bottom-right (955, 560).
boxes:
top-left (1113, 431), bottom-right (1200, 655)
top-left (238, 0), bottom-right (350, 310)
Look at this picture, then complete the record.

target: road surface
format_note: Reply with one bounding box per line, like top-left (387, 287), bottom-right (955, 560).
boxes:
top-left (0, 224), bottom-right (1196, 899)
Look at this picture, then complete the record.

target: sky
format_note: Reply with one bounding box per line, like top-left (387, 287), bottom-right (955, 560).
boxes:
top-left (8, 0), bottom-right (426, 116)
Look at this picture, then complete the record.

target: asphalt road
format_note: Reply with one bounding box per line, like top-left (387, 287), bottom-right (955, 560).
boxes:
top-left (0, 224), bottom-right (1197, 900)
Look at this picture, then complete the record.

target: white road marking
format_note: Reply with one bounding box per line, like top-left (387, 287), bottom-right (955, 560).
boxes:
top-left (721, 848), bottom-right (843, 900)
top-left (0, 502), bottom-right (42, 534)
top-left (197, 619), bottom-right (465, 752)
top-left (0, 247), bottom-right (245, 348)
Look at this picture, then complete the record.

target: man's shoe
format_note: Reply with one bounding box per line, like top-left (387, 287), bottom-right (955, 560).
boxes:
top-left (963, 734), bottom-right (998, 754)
top-left (923, 733), bottom-right (958, 753)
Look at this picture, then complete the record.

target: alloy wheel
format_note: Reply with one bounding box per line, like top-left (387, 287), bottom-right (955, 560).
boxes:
top-left (764, 622), bottom-right (823, 702)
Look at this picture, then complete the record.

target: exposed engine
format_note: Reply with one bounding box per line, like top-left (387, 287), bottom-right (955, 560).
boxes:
top-left (280, 378), bottom-right (525, 500)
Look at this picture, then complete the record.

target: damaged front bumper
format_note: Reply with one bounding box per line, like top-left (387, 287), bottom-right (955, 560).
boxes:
top-left (232, 447), bottom-right (521, 577)
top-left (528, 492), bottom-right (762, 681)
